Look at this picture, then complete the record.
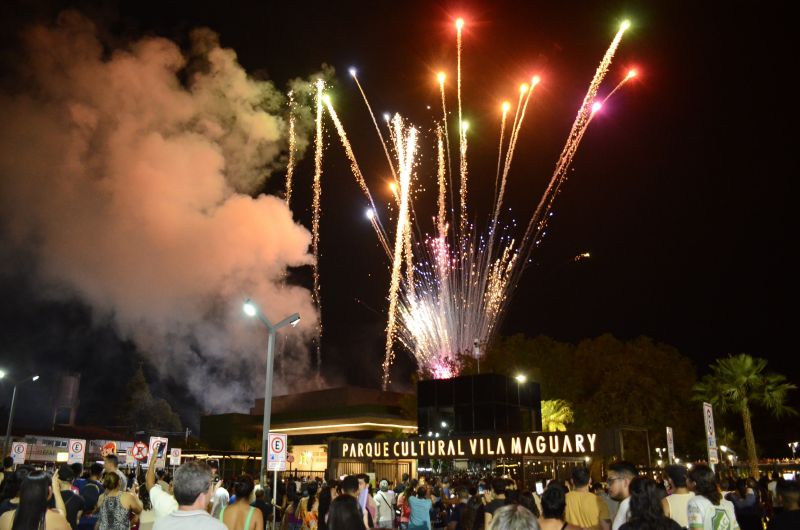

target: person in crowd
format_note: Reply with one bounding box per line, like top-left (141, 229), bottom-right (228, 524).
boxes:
top-left (96, 469), bottom-right (142, 530)
top-left (155, 472), bottom-right (170, 495)
top-left (488, 504), bottom-right (538, 530)
top-left (220, 475), bottom-right (263, 530)
top-left (296, 481), bottom-right (319, 530)
top-left (484, 479), bottom-right (508, 528)
top-left (70, 466), bottom-right (84, 493)
top-left (592, 483), bottom-right (618, 523)
top-left (518, 491), bottom-right (540, 519)
top-left (251, 487), bottom-right (273, 530)
top-left (339, 477), bottom-right (367, 530)
top-left (725, 479), bottom-right (759, 530)
top-left (607, 462), bottom-right (638, 530)
top-left (0, 458), bottom-right (13, 486)
top-left (54, 465), bottom-right (84, 530)
top-left (565, 467), bottom-right (610, 530)
top-left (618, 477), bottom-right (680, 530)
top-left (397, 479), bottom-right (418, 530)
top-left (661, 465), bottom-right (694, 529)
top-left (326, 495), bottom-right (363, 530)
top-left (372, 480), bottom-right (395, 530)
top-left (103, 456), bottom-right (127, 494)
top-left (538, 484), bottom-right (581, 530)
top-left (768, 479), bottom-right (799, 530)
top-left (137, 471), bottom-right (155, 530)
top-left (766, 473), bottom-right (781, 516)
top-left (354, 476), bottom-right (375, 528)
top-left (0, 466), bottom-right (33, 516)
top-left (395, 475), bottom-right (409, 497)
top-left (210, 479), bottom-right (229, 521)
top-left (0, 470), bottom-right (69, 530)
top-left (152, 461), bottom-right (225, 530)
top-left (144, 455), bottom-right (177, 520)
top-left (686, 465), bottom-right (738, 530)
top-left (78, 464), bottom-right (104, 515)
top-left (281, 480), bottom-right (302, 530)
top-left (447, 488), bottom-right (470, 530)
top-left (408, 487), bottom-right (432, 530)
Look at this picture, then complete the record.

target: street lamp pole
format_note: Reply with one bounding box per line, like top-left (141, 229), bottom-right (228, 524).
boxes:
top-left (2, 373), bottom-right (40, 457)
top-left (243, 300), bottom-right (299, 516)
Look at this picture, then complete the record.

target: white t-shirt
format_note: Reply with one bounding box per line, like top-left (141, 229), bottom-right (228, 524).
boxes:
top-left (666, 492), bottom-right (695, 528)
top-left (210, 487), bottom-right (229, 519)
top-left (153, 510), bottom-right (227, 530)
top-left (373, 490), bottom-right (396, 525)
top-left (150, 484), bottom-right (179, 519)
top-left (612, 497), bottom-right (630, 530)
top-left (687, 496), bottom-right (739, 530)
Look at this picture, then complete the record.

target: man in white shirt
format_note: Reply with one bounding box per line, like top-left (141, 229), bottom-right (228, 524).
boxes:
top-left (153, 461), bottom-right (226, 530)
top-left (210, 479), bottom-right (229, 519)
top-left (607, 461), bottom-right (638, 530)
top-left (146, 448), bottom-right (179, 519)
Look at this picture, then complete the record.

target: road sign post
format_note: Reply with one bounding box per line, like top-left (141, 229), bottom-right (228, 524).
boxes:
top-left (11, 442), bottom-right (27, 465)
top-left (267, 433), bottom-right (287, 530)
top-left (703, 402), bottom-right (718, 470)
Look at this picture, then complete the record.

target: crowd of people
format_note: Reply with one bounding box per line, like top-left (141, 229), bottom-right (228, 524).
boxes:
top-left (1, 455), bottom-right (798, 530)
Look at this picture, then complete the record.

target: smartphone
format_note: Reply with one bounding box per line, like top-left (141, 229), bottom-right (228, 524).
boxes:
top-left (535, 482), bottom-right (544, 496)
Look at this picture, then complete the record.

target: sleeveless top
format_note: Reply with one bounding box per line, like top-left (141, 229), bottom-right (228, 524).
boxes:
top-left (302, 506), bottom-right (319, 530)
top-left (97, 494), bottom-right (130, 530)
top-left (666, 492), bottom-right (694, 529)
top-left (220, 505), bottom-right (256, 530)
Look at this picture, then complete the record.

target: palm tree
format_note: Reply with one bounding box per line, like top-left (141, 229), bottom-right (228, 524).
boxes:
top-left (541, 399), bottom-right (575, 432)
top-left (693, 354), bottom-right (796, 477)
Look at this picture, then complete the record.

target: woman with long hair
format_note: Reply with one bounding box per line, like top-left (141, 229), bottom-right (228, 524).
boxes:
top-left (135, 470), bottom-right (153, 530)
top-left (220, 475), bottom-right (263, 530)
top-left (281, 481), bottom-right (302, 530)
top-left (95, 471), bottom-right (141, 530)
top-left (618, 477), bottom-right (680, 530)
top-left (686, 465), bottom-right (738, 530)
top-left (0, 471), bottom-right (69, 530)
top-left (725, 479), bottom-right (759, 530)
top-left (326, 495), bottom-right (362, 530)
top-left (317, 486), bottom-right (332, 530)
top-left (297, 482), bottom-right (319, 530)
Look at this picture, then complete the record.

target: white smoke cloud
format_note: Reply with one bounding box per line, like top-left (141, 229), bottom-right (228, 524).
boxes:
top-left (0, 11), bottom-right (324, 412)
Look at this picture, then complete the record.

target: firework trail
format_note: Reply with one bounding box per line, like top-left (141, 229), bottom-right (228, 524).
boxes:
top-left (383, 115), bottom-right (417, 389)
top-left (436, 125), bottom-right (447, 240)
top-left (351, 68), bottom-right (398, 180)
top-left (493, 102), bottom-right (510, 201)
top-left (311, 79), bottom-right (325, 372)
top-left (285, 91), bottom-right (296, 207)
top-left (323, 96), bottom-right (391, 256)
top-left (602, 69), bottom-right (637, 104)
top-left (437, 72), bottom-right (456, 220)
top-left (519, 21), bottom-right (631, 266)
top-left (491, 77), bottom-right (540, 243)
top-left (455, 19), bottom-right (469, 238)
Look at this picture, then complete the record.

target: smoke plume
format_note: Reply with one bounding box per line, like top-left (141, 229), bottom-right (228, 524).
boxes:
top-left (0, 11), bottom-right (324, 412)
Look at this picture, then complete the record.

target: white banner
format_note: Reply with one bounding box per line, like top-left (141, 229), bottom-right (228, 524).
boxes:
top-left (703, 402), bottom-right (719, 466)
top-left (68, 439), bottom-right (87, 465)
top-left (666, 427), bottom-right (675, 464)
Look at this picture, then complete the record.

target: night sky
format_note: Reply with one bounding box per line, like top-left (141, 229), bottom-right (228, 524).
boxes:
top-left (0, 1), bottom-right (795, 452)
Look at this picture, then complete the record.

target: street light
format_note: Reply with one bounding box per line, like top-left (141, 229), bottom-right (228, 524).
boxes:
top-left (2, 372), bottom-right (40, 457)
top-left (242, 299), bottom-right (300, 485)
top-left (515, 374), bottom-right (526, 383)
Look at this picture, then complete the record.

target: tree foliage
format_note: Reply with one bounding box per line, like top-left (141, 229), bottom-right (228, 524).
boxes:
top-left (541, 399), bottom-right (574, 432)
top-left (117, 365), bottom-right (182, 433)
top-left (693, 353), bottom-right (796, 476)
top-left (480, 333), bottom-right (703, 457)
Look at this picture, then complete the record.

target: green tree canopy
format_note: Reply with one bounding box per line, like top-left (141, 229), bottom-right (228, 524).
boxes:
top-left (117, 365), bottom-right (182, 433)
top-left (694, 353), bottom-right (796, 476)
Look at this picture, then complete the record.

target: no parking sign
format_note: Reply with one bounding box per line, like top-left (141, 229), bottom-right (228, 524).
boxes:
top-left (68, 439), bottom-right (86, 465)
top-left (267, 433), bottom-right (287, 471)
top-left (11, 442), bottom-right (27, 464)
